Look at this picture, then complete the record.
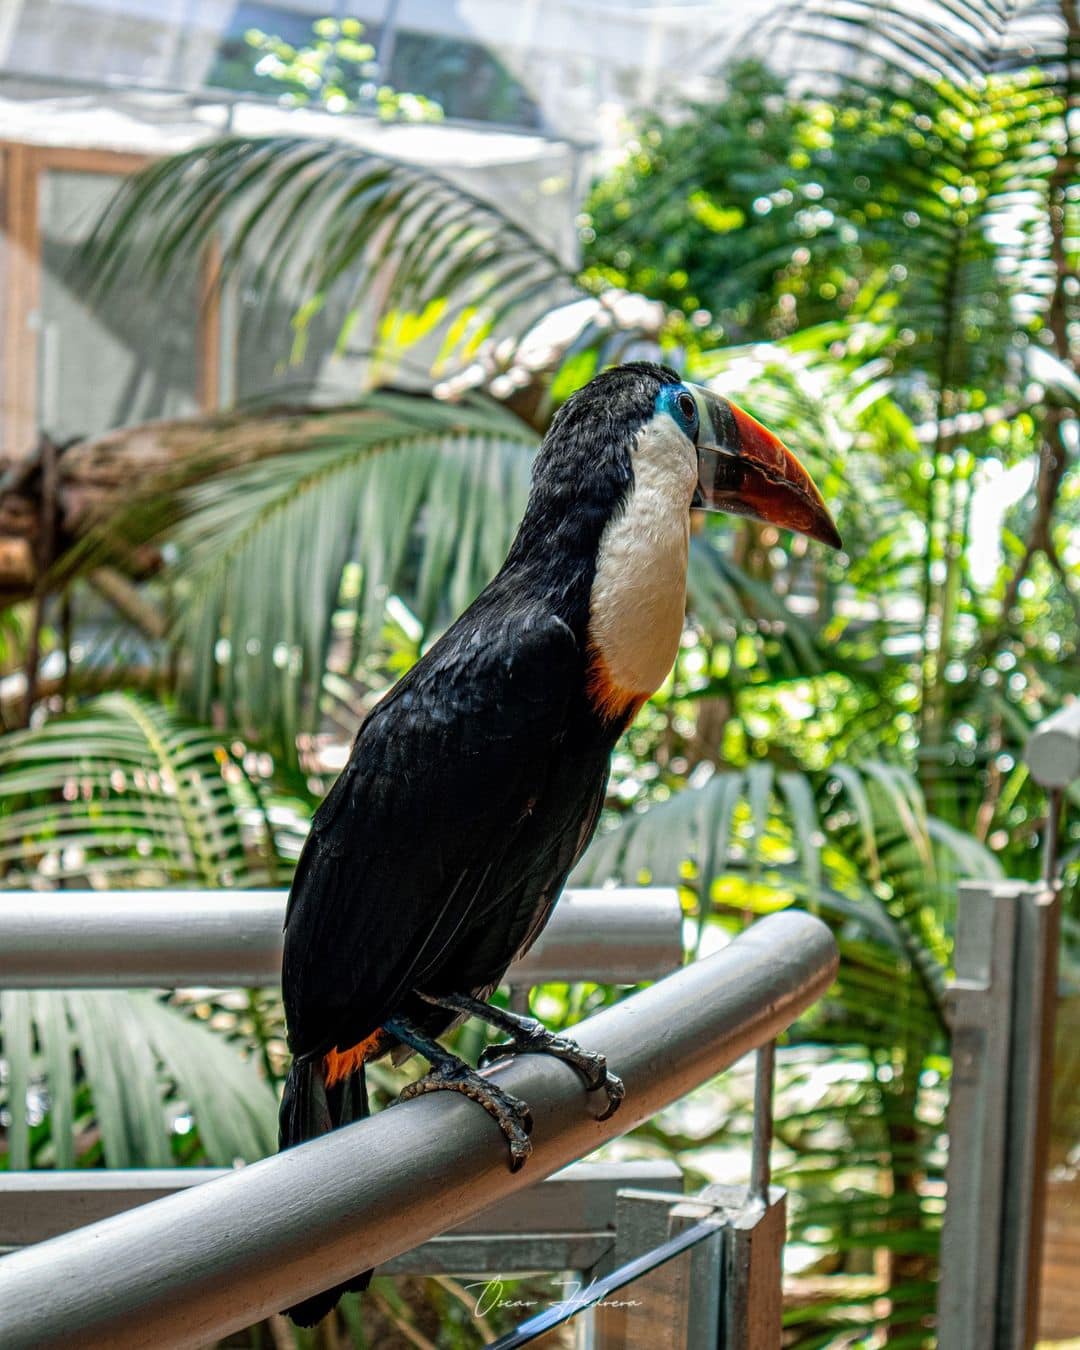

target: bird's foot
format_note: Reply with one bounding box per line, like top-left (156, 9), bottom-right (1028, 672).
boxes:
top-left (396, 1062), bottom-right (534, 1171)
top-left (478, 1019), bottom-right (625, 1122)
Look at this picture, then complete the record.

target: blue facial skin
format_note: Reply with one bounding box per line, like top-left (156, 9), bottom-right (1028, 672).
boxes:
top-left (656, 383), bottom-right (700, 443)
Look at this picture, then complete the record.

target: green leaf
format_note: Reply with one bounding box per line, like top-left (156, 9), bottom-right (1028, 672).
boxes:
top-left (1, 992), bottom-right (277, 1168)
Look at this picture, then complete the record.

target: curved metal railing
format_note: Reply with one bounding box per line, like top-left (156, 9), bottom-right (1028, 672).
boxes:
top-left (0, 908), bottom-right (838, 1350)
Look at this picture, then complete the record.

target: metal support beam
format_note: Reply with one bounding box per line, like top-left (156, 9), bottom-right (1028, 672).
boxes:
top-left (0, 886), bottom-right (683, 989)
top-left (938, 880), bottom-right (1061, 1349)
top-left (0, 910), bottom-right (837, 1350)
top-left (717, 1185), bottom-right (787, 1350)
top-left (0, 1160), bottom-right (682, 1272)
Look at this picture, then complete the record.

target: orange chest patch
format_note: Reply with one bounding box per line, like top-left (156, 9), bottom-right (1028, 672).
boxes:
top-left (585, 646), bottom-right (649, 728)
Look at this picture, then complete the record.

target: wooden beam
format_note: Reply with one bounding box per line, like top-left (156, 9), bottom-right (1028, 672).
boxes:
top-left (197, 238), bottom-right (222, 412)
top-left (2, 142), bottom-right (40, 460)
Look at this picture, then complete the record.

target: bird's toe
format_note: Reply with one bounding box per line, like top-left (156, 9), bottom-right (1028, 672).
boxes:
top-left (477, 1039), bottom-right (515, 1070)
top-left (593, 1070), bottom-right (626, 1121)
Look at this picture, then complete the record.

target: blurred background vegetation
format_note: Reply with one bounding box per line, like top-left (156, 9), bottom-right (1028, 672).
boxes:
top-left (0, 0), bottom-right (1077, 1346)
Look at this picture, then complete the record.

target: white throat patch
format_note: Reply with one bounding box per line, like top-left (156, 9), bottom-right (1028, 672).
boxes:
top-left (587, 416), bottom-right (697, 705)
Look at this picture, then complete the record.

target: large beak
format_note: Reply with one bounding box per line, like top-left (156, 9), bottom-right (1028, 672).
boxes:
top-left (689, 385), bottom-right (842, 550)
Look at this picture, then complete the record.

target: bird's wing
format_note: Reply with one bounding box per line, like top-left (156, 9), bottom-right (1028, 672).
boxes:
top-left (282, 605), bottom-right (581, 1060)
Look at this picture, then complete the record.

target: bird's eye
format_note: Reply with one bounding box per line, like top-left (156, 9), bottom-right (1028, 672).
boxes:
top-left (677, 392), bottom-right (696, 423)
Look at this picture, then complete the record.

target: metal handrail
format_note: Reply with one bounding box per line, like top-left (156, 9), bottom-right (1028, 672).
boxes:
top-left (0, 1159), bottom-right (683, 1274)
top-left (0, 886), bottom-right (683, 989)
top-left (0, 909), bottom-right (837, 1350)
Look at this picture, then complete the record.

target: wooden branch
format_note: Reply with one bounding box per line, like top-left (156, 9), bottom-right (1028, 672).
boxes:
top-left (0, 406), bottom-right (383, 604)
top-left (87, 568), bottom-right (167, 641)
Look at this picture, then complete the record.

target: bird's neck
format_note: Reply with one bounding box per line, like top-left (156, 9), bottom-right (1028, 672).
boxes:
top-left (503, 457), bottom-right (690, 728)
top-left (584, 451), bottom-right (691, 723)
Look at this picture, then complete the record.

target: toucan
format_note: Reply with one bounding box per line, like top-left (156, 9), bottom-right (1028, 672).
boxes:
top-left (279, 361), bottom-right (840, 1324)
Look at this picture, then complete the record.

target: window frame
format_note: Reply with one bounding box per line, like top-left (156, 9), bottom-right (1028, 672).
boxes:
top-left (0, 142), bottom-right (220, 460)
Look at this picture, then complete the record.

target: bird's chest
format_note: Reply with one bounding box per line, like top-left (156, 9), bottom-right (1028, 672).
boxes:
top-left (585, 474), bottom-right (690, 721)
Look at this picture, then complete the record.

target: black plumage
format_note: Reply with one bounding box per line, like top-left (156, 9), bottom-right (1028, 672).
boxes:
top-left (282, 363), bottom-right (680, 1077)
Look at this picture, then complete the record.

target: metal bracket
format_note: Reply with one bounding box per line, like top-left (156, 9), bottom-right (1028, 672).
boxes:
top-left (587, 1181), bottom-right (787, 1350)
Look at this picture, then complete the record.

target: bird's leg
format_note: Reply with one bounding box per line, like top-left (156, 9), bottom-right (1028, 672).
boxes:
top-left (384, 1015), bottom-right (533, 1171)
top-left (416, 991), bottom-right (625, 1122)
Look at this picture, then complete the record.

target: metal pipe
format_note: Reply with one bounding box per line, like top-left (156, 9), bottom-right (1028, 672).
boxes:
top-left (0, 910), bottom-right (836, 1350)
top-left (1026, 700), bottom-right (1080, 789)
top-left (0, 887), bottom-right (683, 989)
top-left (1042, 785), bottom-right (1063, 884)
top-left (749, 1039), bottom-right (775, 1204)
top-left (0, 1160), bottom-right (682, 1273)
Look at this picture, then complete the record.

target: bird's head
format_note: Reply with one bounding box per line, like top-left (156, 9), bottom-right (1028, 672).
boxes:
top-left (527, 362), bottom-right (840, 555)
top-left (512, 362), bottom-right (841, 719)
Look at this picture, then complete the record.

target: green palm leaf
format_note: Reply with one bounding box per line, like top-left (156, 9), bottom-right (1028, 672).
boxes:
top-left (0, 695), bottom-right (291, 1169)
top-left (79, 136), bottom-right (574, 367)
top-left (56, 396), bottom-right (540, 759)
top-left (0, 990), bottom-right (277, 1169)
top-left (163, 395), bottom-right (537, 751)
top-left (0, 691), bottom-right (301, 889)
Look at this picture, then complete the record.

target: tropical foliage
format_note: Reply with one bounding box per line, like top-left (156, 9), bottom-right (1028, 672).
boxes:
top-left (229, 16), bottom-right (444, 122)
top-left (1, 0), bottom-right (1078, 1347)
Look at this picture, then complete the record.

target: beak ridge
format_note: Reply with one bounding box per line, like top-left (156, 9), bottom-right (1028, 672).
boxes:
top-left (690, 386), bottom-right (842, 551)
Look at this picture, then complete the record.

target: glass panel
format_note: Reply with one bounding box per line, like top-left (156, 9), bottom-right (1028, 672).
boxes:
top-left (38, 168), bottom-right (199, 440)
top-left (489, 1218), bottom-right (720, 1349)
top-left (590, 1244), bottom-right (700, 1349)
top-left (202, 2), bottom-right (542, 129)
top-left (385, 19), bottom-right (543, 128)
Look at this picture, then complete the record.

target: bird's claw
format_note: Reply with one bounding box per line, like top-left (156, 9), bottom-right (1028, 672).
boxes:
top-left (479, 1030), bottom-right (625, 1121)
top-left (477, 1039), bottom-right (516, 1070)
top-left (396, 1062), bottom-right (533, 1171)
top-left (592, 1068), bottom-right (626, 1122)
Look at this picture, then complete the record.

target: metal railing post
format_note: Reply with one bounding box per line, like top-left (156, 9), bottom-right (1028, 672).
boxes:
top-left (938, 880), bottom-right (1019, 1347)
top-left (938, 700), bottom-right (1076, 1349)
top-left (939, 880), bottom-right (1060, 1349)
top-left (592, 1038), bottom-right (786, 1350)
top-left (722, 1035), bottom-right (785, 1350)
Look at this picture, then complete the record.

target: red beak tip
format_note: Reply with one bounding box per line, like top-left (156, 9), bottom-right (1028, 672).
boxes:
top-left (818, 520), bottom-right (843, 551)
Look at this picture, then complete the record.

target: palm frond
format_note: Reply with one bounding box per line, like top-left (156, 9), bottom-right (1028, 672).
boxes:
top-left (0, 696), bottom-right (291, 1169)
top-left (0, 691), bottom-right (303, 889)
top-left (0, 990), bottom-right (277, 1169)
top-left (79, 137), bottom-right (574, 368)
top-left (754, 0), bottom-right (1055, 90)
top-left (167, 395), bottom-right (537, 751)
top-left (62, 395), bottom-right (539, 758)
top-left (574, 757), bottom-right (1001, 1001)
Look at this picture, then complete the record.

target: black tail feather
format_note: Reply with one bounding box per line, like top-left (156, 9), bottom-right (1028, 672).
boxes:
top-left (279, 1057), bottom-right (372, 1326)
